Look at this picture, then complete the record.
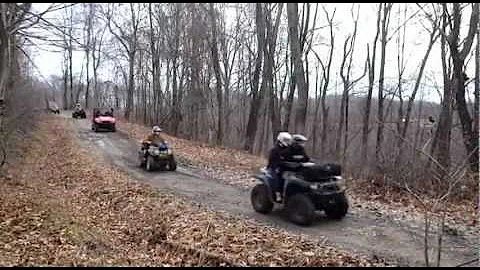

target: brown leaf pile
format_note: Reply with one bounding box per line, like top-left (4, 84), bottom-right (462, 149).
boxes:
top-left (117, 119), bottom-right (478, 237)
top-left (0, 115), bottom-right (390, 266)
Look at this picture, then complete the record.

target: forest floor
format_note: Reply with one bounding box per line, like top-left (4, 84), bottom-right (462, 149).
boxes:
top-left (0, 113), bottom-right (477, 266)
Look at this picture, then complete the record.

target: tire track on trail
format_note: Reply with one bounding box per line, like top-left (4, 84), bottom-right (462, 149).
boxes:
top-left (59, 111), bottom-right (477, 267)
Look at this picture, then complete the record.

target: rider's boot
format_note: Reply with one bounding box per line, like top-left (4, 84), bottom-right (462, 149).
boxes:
top-left (275, 192), bottom-right (282, 202)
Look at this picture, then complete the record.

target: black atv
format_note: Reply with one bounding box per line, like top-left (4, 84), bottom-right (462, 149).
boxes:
top-left (250, 161), bottom-right (348, 226)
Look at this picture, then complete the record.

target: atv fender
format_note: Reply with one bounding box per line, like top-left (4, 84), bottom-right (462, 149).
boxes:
top-left (283, 174), bottom-right (312, 200)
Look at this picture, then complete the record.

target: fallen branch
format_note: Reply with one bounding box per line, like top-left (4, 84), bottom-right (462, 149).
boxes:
top-left (455, 258), bottom-right (479, 267)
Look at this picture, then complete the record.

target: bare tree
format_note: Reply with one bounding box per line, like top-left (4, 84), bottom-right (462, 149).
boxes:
top-left (263, 3), bottom-right (283, 143)
top-left (105, 3), bottom-right (142, 120)
top-left (396, 4), bottom-right (440, 165)
top-left (244, 3), bottom-right (266, 152)
top-left (312, 5), bottom-right (336, 158)
top-left (336, 4), bottom-right (367, 165)
top-left (208, 3), bottom-right (224, 145)
top-left (445, 3), bottom-right (479, 172)
top-left (83, 3), bottom-right (93, 108)
top-left (474, 14), bottom-right (479, 153)
top-left (361, 4), bottom-right (382, 168)
top-left (287, 3), bottom-right (308, 134)
top-left (431, 5), bottom-right (455, 174)
top-left (219, 4), bottom-right (242, 145)
top-left (92, 4), bottom-right (107, 109)
top-left (375, 3), bottom-right (393, 171)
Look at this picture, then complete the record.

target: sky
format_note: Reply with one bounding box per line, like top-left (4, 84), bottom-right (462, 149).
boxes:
top-left (29, 3), bottom-right (478, 104)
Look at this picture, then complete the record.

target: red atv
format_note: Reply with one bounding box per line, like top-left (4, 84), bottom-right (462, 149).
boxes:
top-left (91, 108), bottom-right (116, 132)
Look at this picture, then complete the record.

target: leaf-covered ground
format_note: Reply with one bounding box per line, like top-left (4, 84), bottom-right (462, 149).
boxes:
top-left (0, 115), bottom-right (390, 266)
top-left (118, 119), bottom-right (478, 238)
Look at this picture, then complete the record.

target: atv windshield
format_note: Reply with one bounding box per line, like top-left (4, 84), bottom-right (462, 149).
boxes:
top-left (93, 108), bottom-right (114, 117)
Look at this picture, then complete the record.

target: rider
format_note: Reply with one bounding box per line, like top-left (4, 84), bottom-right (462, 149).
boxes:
top-left (266, 132), bottom-right (294, 202)
top-left (288, 134), bottom-right (310, 162)
top-left (142, 125), bottom-right (166, 147)
top-left (141, 126), bottom-right (166, 157)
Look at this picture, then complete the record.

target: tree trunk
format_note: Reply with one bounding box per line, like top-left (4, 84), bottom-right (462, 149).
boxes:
top-left (209, 3), bottom-right (224, 146)
top-left (287, 3), bottom-right (308, 134)
top-left (375, 3), bottom-right (392, 171)
top-left (312, 65), bottom-right (321, 155)
top-left (474, 18), bottom-right (480, 163)
top-left (84, 3), bottom-right (93, 109)
top-left (63, 53), bottom-right (68, 110)
top-left (336, 83), bottom-right (347, 160)
top-left (434, 6), bottom-right (453, 173)
top-left (170, 4), bottom-right (182, 135)
top-left (362, 5), bottom-right (381, 167)
top-left (244, 3), bottom-right (266, 152)
top-left (68, 37), bottom-right (73, 109)
top-left (125, 51), bottom-right (135, 120)
top-left (447, 3), bottom-right (479, 172)
top-left (283, 61), bottom-right (295, 132)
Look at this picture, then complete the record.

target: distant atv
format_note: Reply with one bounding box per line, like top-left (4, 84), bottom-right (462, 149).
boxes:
top-left (251, 161), bottom-right (348, 226)
top-left (72, 106), bottom-right (86, 119)
top-left (139, 141), bottom-right (177, 172)
top-left (91, 108), bottom-right (116, 132)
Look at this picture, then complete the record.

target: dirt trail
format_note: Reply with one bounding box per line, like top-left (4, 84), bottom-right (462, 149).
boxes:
top-left (61, 112), bottom-right (477, 267)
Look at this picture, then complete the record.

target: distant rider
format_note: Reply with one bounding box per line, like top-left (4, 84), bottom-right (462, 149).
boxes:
top-left (142, 125), bottom-right (166, 147)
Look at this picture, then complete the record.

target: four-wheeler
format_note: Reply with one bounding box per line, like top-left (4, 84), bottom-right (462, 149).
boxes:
top-left (139, 141), bottom-right (177, 172)
top-left (72, 104), bottom-right (87, 119)
top-left (91, 108), bottom-right (116, 132)
top-left (250, 161), bottom-right (349, 226)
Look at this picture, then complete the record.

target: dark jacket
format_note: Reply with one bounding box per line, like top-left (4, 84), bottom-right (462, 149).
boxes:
top-left (286, 143), bottom-right (310, 162)
top-left (267, 143), bottom-right (293, 171)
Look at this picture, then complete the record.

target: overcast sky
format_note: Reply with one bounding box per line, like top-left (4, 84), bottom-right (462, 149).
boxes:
top-left (29, 3), bottom-right (478, 104)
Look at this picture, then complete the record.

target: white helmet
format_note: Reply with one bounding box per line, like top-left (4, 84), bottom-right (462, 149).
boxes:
top-left (276, 132), bottom-right (293, 147)
top-left (292, 134), bottom-right (308, 146)
top-left (152, 126), bottom-right (162, 134)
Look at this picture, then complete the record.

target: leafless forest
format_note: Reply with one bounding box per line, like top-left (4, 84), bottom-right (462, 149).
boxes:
top-left (1, 3), bottom-right (479, 188)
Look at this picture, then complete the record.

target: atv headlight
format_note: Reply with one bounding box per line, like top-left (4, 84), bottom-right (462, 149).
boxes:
top-left (153, 149), bottom-right (160, 156)
top-left (310, 184), bottom-right (319, 190)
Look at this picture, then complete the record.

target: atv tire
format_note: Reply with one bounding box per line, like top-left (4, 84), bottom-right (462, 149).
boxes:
top-left (168, 158), bottom-right (177, 171)
top-left (324, 192), bottom-right (349, 220)
top-left (286, 193), bottom-right (315, 226)
top-left (251, 184), bottom-right (274, 214)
